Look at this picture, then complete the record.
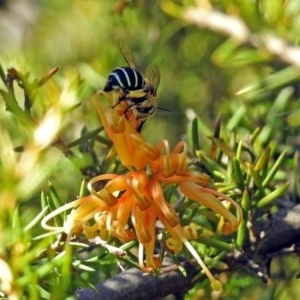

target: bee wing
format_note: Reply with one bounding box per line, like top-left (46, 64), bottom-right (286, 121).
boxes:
top-left (117, 40), bottom-right (137, 69)
top-left (146, 64), bottom-right (160, 95)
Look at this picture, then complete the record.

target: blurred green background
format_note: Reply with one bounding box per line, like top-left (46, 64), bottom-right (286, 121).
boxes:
top-left (2, 0), bottom-right (300, 145)
top-left (0, 0), bottom-right (266, 145)
top-left (1, 0), bottom-right (300, 299)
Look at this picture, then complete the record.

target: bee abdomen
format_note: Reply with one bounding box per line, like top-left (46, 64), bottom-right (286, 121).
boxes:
top-left (103, 67), bottom-right (145, 92)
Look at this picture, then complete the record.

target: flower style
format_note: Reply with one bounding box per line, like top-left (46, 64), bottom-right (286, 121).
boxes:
top-left (42, 94), bottom-right (243, 291)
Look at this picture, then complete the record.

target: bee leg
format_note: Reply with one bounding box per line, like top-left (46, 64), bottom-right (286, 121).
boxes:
top-left (111, 101), bottom-right (120, 109)
top-left (123, 103), bottom-right (134, 116)
top-left (136, 120), bottom-right (146, 132)
top-left (111, 97), bottom-right (127, 109)
top-left (111, 89), bottom-right (130, 109)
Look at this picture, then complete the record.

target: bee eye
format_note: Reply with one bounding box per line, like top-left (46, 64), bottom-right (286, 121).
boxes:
top-left (145, 86), bottom-right (155, 94)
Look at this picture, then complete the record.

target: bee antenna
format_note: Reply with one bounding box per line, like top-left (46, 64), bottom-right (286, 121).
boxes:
top-left (157, 107), bottom-right (171, 112)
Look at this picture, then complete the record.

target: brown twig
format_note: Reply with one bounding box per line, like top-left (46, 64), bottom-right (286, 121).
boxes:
top-left (76, 260), bottom-right (199, 300)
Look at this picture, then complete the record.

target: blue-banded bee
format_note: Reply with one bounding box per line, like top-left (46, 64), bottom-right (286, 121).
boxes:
top-left (103, 41), bottom-right (160, 131)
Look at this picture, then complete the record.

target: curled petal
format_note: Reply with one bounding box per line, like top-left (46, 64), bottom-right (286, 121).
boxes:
top-left (151, 140), bottom-right (172, 176)
top-left (182, 224), bottom-right (198, 240)
top-left (97, 188), bottom-right (118, 206)
top-left (104, 207), bottom-right (129, 241)
top-left (166, 237), bottom-right (183, 252)
top-left (150, 155), bottom-right (171, 177)
top-left (189, 173), bottom-right (211, 187)
top-left (161, 156), bottom-right (173, 177)
top-left (41, 195), bottom-right (106, 233)
top-left (95, 213), bottom-right (110, 240)
top-left (172, 141), bottom-right (187, 155)
top-left (158, 141), bottom-right (188, 176)
top-left (82, 223), bottom-right (99, 239)
top-left (64, 211), bottom-right (84, 235)
top-left (180, 181), bottom-right (242, 235)
top-left (64, 196), bottom-right (108, 234)
top-left (88, 174), bottom-right (127, 205)
top-left (131, 204), bottom-right (153, 243)
top-left (156, 139), bottom-right (171, 155)
top-left (171, 153), bottom-right (188, 175)
top-left (150, 141), bottom-right (189, 178)
top-left (88, 174), bottom-right (118, 194)
top-left (113, 225), bottom-right (135, 241)
top-left (132, 202), bottom-right (158, 273)
top-left (142, 205), bottom-right (159, 270)
top-left (151, 179), bottom-right (180, 227)
top-left (138, 244), bottom-right (162, 272)
top-left (200, 187), bottom-right (243, 235)
top-left (105, 175), bottom-right (128, 193)
top-left (107, 203), bottom-right (135, 241)
top-left (116, 192), bottom-right (134, 236)
top-left (154, 173), bottom-right (188, 184)
top-left (129, 173), bottom-right (151, 210)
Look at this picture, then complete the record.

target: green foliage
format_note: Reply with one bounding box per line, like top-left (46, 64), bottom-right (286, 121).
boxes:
top-left (1, 0), bottom-right (300, 299)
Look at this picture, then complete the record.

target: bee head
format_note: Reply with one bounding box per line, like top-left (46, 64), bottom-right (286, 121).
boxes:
top-left (143, 83), bottom-right (156, 96)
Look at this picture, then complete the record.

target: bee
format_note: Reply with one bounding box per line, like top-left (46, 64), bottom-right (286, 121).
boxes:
top-left (103, 41), bottom-right (160, 131)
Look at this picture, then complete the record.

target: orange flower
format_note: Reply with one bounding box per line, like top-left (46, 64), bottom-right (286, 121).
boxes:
top-left (42, 94), bottom-right (243, 291)
top-left (94, 95), bottom-right (160, 171)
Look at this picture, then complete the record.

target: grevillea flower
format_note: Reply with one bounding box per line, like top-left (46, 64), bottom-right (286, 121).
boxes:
top-left (42, 94), bottom-right (243, 291)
